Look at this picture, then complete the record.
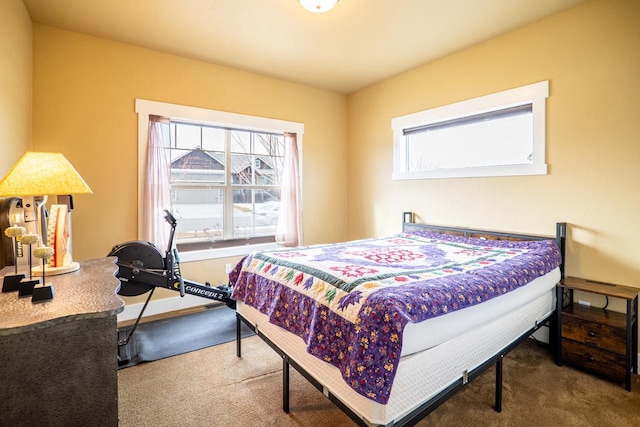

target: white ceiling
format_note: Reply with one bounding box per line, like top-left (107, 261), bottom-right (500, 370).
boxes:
top-left (23, 0), bottom-right (587, 94)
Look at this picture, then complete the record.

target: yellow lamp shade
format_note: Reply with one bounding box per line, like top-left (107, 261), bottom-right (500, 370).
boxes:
top-left (0, 152), bottom-right (92, 196)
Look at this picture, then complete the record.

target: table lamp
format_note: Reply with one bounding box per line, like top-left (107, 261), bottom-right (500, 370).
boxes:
top-left (0, 152), bottom-right (92, 301)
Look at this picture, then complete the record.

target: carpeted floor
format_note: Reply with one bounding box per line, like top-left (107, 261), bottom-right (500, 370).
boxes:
top-left (118, 335), bottom-right (640, 426)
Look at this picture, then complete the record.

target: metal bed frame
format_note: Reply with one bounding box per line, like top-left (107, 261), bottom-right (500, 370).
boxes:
top-left (235, 212), bottom-right (567, 426)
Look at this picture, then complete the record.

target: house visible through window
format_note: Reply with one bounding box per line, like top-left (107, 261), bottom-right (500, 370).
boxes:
top-left (135, 99), bottom-right (304, 261)
top-left (169, 121), bottom-right (285, 251)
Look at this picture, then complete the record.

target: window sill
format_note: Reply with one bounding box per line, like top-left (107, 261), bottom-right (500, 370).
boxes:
top-left (392, 163), bottom-right (548, 180)
top-left (178, 242), bottom-right (282, 262)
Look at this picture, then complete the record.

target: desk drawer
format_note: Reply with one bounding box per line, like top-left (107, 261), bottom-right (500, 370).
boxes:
top-left (561, 315), bottom-right (626, 354)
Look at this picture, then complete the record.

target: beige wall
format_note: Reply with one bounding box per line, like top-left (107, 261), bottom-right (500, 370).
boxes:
top-left (31, 25), bottom-right (348, 301)
top-left (347, 0), bottom-right (640, 298)
top-left (0, 0), bottom-right (32, 173)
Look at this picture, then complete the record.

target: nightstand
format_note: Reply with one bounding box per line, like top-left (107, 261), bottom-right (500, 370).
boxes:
top-left (556, 276), bottom-right (638, 391)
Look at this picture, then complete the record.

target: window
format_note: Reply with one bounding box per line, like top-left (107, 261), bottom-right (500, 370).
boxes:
top-left (136, 99), bottom-right (304, 261)
top-left (392, 81), bottom-right (549, 179)
top-left (169, 121), bottom-right (285, 250)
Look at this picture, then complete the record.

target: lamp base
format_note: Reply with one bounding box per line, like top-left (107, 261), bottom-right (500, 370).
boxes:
top-left (32, 284), bottom-right (55, 302)
top-left (2, 274), bottom-right (24, 293)
top-left (33, 262), bottom-right (80, 276)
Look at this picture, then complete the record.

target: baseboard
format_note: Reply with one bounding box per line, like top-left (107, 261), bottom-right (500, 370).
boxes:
top-left (117, 294), bottom-right (213, 323)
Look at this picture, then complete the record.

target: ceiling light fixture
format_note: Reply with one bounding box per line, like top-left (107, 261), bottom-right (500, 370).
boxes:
top-left (299, 0), bottom-right (339, 13)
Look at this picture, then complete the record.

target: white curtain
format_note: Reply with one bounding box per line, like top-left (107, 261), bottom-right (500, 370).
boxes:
top-left (142, 115), bottom-right (172, 251)
top-left (276, 132), bottom-right (303, 247)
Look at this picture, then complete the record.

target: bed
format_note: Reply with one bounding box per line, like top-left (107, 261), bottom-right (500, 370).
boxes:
top-left (230, 213), bottom-right (566, 426)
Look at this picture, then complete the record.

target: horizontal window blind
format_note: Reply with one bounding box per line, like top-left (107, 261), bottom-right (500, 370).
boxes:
top-left (403, 104), bottom-right (532, 136)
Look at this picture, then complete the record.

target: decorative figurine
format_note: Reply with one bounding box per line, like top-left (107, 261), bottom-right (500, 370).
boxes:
top-left (17, 233), bottom-right (41, 297)
top-left (33, 246), bottom-right (55, 302)
top-left (1, 225), bottom-right (26, 292)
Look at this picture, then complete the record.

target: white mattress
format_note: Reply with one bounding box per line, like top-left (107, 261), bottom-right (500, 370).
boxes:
top-left (402, 267), bottom-right (560, 356)
top-left (237, 278), bottom-right (557, 425)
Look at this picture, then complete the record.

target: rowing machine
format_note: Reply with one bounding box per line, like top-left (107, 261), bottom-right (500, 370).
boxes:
top-left (108, 210), bottom-right (234, 363)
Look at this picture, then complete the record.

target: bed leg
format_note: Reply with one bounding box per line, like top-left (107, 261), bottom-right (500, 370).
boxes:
top-left (283, 356), bottom-right (290, 413)
top-left (236, 313), bottom-right (242, 358)
top-left (495, 354), bottom-right (504, 413)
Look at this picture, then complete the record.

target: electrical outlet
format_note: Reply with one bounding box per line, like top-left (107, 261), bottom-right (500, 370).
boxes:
top-left (578, 300), bottom-right (591, 307)
top-left (225, 263), bottom-right (232, 274)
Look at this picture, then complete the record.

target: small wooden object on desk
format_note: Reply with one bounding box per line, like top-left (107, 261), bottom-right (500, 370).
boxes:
top-left (556, 276), bottom-right (638, 391)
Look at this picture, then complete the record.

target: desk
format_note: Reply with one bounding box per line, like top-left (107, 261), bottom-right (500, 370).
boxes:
top-left (0, 257), bottom-right (124, 426)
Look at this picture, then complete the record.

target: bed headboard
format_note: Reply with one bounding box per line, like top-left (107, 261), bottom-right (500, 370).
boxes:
top-left (402, 211), bottom-right (566, 278)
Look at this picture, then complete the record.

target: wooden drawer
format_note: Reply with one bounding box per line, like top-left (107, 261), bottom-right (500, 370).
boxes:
top-left (562, 339), bottom-right (626, 382)
top-left (561, 314), bottom-right (626, 354)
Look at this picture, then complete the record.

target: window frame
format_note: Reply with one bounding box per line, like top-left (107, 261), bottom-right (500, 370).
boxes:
top-left (135, 99), bottom-right (304, 262)
top-left (391, 80), bottom-right (549, 180)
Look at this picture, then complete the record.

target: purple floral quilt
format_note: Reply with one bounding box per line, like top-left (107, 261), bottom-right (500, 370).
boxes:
top-left (230, 231), bottom-right (561, 404)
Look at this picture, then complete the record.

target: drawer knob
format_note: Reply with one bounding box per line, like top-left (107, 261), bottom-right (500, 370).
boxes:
top-left (589, 356), bottom-right (595, 362)
top-left (588, 331), bottom-right (596, 337)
